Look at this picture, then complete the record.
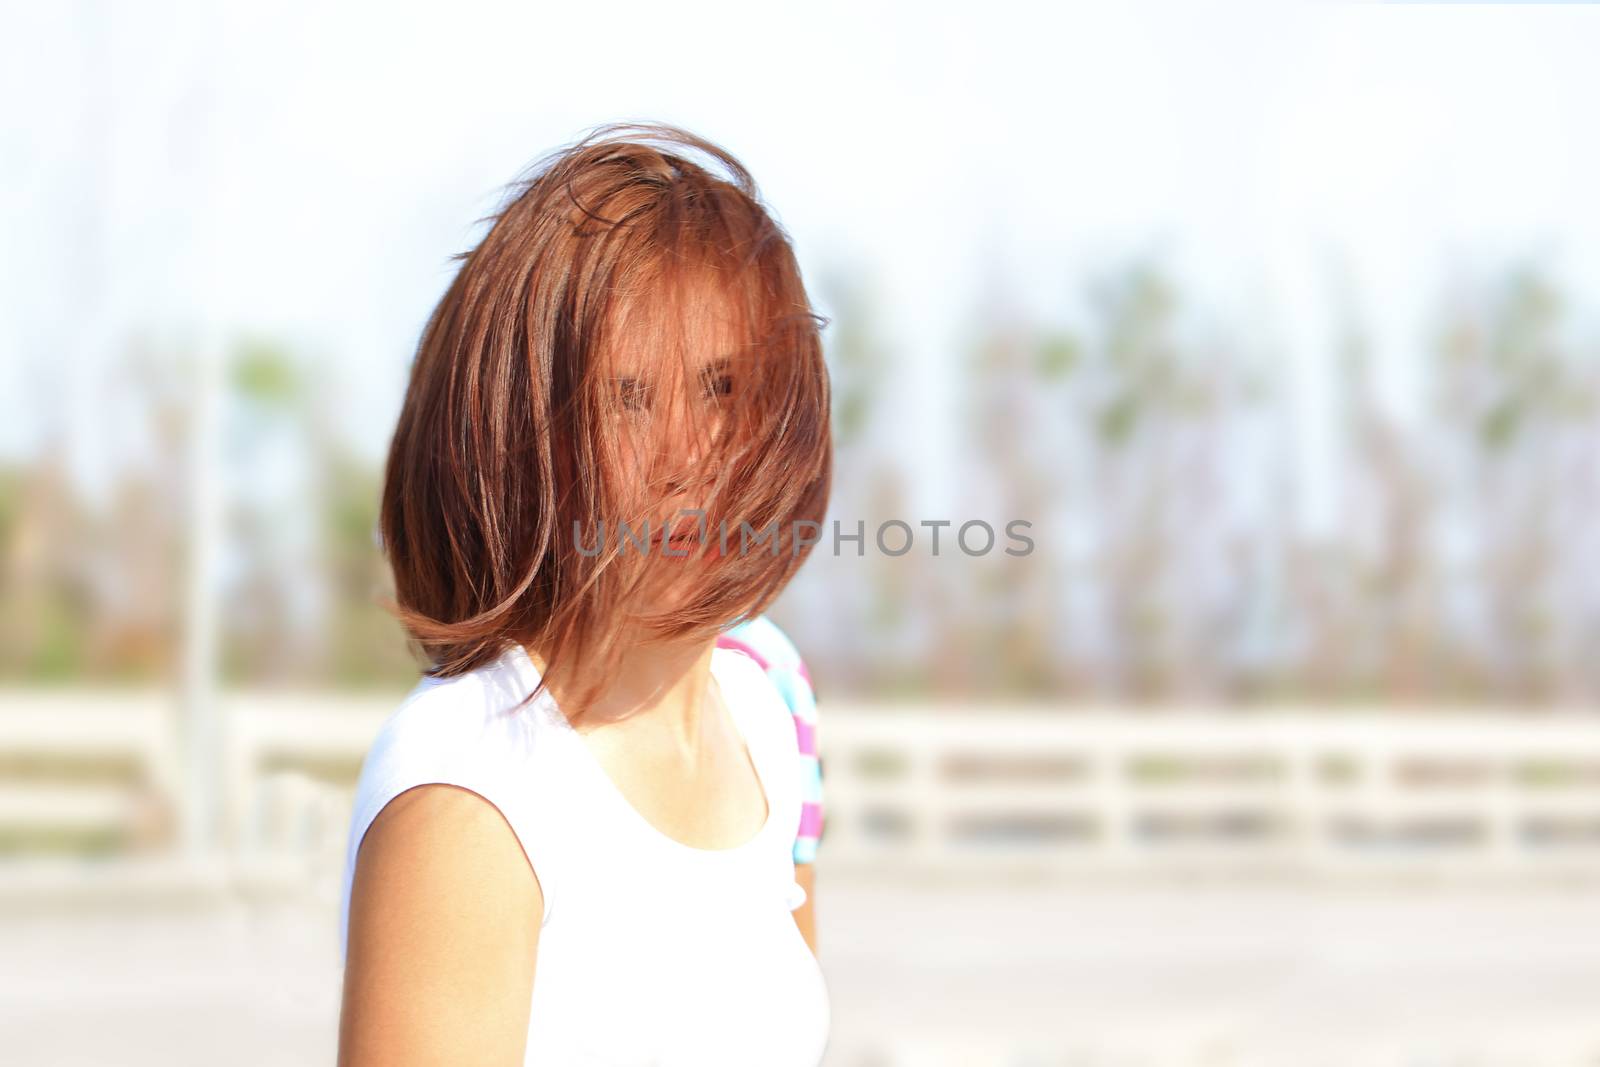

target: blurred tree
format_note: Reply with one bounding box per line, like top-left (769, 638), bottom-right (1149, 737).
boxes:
top-left (1427, 262), bottom-right (1600, 704)
top-left (999, 255), bottom-right (1270, 705)
top-left (782, 262), bottom-right (913, 697)
top-left (221, 336), bottom-right (417, 688)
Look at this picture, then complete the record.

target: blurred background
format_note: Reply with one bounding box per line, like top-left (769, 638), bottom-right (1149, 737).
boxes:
top-left (6, 0), bottom-right (1600, 1064)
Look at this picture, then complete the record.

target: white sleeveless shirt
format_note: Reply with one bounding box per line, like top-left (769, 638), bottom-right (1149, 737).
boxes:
top-left (338, 643), bottom-right (832, 1066)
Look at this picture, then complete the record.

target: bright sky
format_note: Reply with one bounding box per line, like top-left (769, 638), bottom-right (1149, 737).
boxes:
top-left (4, 0), bottom-right (1599, 535)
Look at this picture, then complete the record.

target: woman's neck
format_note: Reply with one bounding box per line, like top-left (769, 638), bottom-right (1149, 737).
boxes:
top-left (524, 637), bottom-right (719, 752)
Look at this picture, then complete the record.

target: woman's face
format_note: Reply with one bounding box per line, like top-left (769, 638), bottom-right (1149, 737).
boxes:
top-left (604, 328), bottom-right (739, 614)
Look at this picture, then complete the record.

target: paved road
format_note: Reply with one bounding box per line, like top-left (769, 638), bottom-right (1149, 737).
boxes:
top-left (4, 874), bottom-right (1599, 1066)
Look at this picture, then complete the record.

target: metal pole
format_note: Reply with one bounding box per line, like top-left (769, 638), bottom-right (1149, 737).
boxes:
top-left (179, 326), bottom-right (223, 862)
top-left (177, 2), bottom-right (226, 864)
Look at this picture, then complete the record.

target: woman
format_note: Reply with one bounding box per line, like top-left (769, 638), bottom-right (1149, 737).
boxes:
top-left (337, 122), bottom-right (833, 1066)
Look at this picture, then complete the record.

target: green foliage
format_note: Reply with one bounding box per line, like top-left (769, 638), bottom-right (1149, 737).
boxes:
top-left (1035, 333), bottom-right (1081, 379)
top-left (816, 264), bottom-right (890, 449)
top-left (229, 337), bottom-right (302, 408)
top-left (0, 466), bottom-right (21, 555)
top-left (29, 588), bottom-right (88, 681)
top-left (1096, 391), bottom-right (1140, 444)
top-left (1450, 263), bottom-right (1586, 454)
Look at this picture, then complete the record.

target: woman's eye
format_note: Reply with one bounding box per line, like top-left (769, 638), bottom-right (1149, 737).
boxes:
top-left (702, 373), bottom-right (733, 400)
top-left (616, 378), bottom-right (649, 411)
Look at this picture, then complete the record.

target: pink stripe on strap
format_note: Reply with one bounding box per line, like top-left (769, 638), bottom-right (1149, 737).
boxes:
top-left (793, 718), bottom-right (816, 756)
top-left (714, 634), bottom-right (771, 672)
top-left (797, 802), bottom-right (823, 838)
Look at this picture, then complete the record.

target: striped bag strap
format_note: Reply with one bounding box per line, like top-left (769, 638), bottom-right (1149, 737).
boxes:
top-left (715, 615), bottom-right (824, 865)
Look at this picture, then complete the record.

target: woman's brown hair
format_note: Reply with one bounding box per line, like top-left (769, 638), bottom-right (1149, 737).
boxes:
top-left (377, 121), bottom-right (832, 713)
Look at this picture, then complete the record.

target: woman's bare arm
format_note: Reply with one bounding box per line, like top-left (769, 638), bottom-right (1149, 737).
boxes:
top-left (792, 861), bottom-right (818, 957)
top-left (338, 784), bottom-right (543, 1067)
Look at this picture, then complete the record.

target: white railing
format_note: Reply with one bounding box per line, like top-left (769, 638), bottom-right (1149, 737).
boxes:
top-left (6, 691), bottom-right (1600, 884)
top-left (0, 690), bottom-right (178, 850)
top-left (817, 706), bottom-right (1600, 879)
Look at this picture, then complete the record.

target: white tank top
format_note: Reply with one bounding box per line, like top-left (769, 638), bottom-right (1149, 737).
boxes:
top-left (338, 642), bottom-right (832, 1066)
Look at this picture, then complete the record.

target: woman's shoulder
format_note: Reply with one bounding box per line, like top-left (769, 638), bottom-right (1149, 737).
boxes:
top-left (715, 615), bottom-right (825, 866)
top-left (716, 615), bottom-right (818, 727)
top-left (347, 648), bottom-right (556, 874)
top-left (362, 647), bottom-right (548, 774)
top-left (341, 648), bottom-right (555, 954)
top-left (714, 616), bottom-right (819, 765)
